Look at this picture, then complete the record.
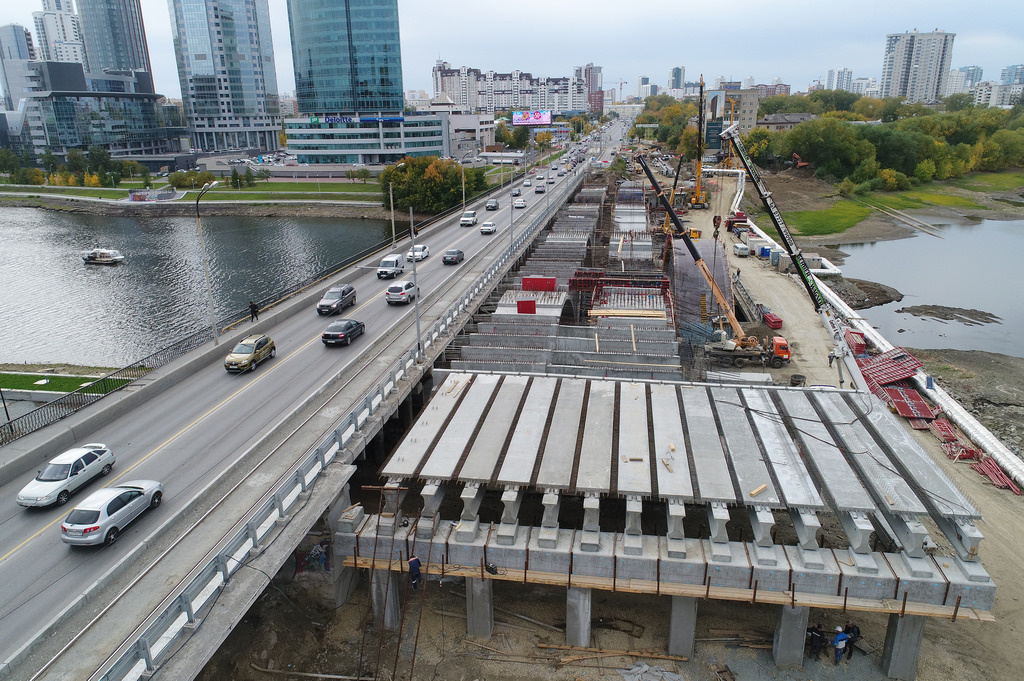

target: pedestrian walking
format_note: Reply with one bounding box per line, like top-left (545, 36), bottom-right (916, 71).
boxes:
top-left (832, 625), bottom-right (849, 665)
top-left (249, 300), bottom-right (259, 322)
top-left (806, 623), bottom-right (826, 660)
top-left (844, 620), bottom-right (861, 659)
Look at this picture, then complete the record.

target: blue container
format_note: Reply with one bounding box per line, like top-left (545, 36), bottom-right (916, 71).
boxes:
top-left (759, 246), bottom-right (771, 258)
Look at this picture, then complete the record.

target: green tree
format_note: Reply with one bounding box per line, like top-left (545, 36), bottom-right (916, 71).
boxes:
top-left (494, 121), bottom-right (512, 146)
top-left (944, 93), bottom-right (974, 112)
top-left (257, 168), bottom-right (272, 182)
top-left (230, 167), bottom-right (242, 189)
top-left (244, 166), bottom-right (256, 187)
top-left (759, 94), bottom-right (821, 116)
top-left (809, 89), bottom-right (860, 112)
top-left (0, 148), bottom-right (20, 173)
top-left (853, 97), bottom-right (886, 120)
top-left (380, 156), bottom-right (486, 213)
top-left (535, 131), bottom-right (553, 149)
top-left (784, 118), bottom-right (874, 180)
top-left (39, 149), bottom-right (59, 175)
top-left (356, 168), bottom-right (372, 183)
top-left (65, 148), bottom-right (88, 175)
top-left (742, 128), bottom-right (778, 167)
top-left (86, 145), bottom-right (111, 174)
top-left (511, 125), bottom-right (529, 149)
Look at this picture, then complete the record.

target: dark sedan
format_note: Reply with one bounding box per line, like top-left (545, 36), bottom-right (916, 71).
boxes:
top-left (442, 248), bottom-right (465, 265)
top-left (322, 319), bottom-right (365, 346)
top-left (316, 284), bottom-right (356, 315)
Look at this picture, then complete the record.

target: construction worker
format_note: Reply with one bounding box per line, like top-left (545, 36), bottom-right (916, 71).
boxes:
top-left (832, 625), bottom-right (850, 665)
top-left (844, 620), bottom-right (862, 659)
top-left (806, 623), bottom-right (826, 660)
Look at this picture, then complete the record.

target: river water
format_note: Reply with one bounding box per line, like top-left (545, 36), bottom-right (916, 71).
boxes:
top-left (1, 208), bottom-right (1020, 366)
top-left (0, 208), bottom-right (391, 366)
top-left (837, 216), bottom-right (1024, 358)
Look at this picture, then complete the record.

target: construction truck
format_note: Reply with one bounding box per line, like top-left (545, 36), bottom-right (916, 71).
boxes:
top-left (688, 76), bottom-right (709, 209)
top-left (636, 154), bottom-right (789, 369)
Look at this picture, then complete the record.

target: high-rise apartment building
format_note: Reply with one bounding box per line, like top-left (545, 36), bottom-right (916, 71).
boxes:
top-left (431, 60), bottom-right (589, 114)
top-left (77, 0), bottom-right (150, 74)
top-left (669, 66), bottom-right (684, 90)
top-left (880, 29), bottom-right (955, 102)
top-left (957, 66), bottom-right (984, 89)
top-left (33, 0), bottom-right (88, 69)
top-left (169, 0), bottom-right (281, 151)
top-left (0, 24), bottom-right (37, 110)
top-left (850, 77), bottom-right (879, 97)
top-left (826, 67), bottom-right (853, 92)
top-left (635, 76), bottom-right (649, 99)
top-left (1001, 65), bottom-right (1024, 85)
top-left (584, 62), bottom-right (603, 114)
top-left (285, 1), bottom-right (445, 164)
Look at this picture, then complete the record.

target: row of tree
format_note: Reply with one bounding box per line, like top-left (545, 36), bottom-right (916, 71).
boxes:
top-left (0, 144), bottom-right (153, 188)
top-left (378, 156), bottom-right (488, 213)
top-left (634, 92), bottom-right (1024, 192)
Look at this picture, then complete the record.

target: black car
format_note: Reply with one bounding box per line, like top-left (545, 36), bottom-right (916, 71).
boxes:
top-left (511, 187), bottom-right (522, 196)
top-left (485, 198), bottom-right (499, 210)
top-left (322, 319), bottom-right (365, 346)
top-left (442, 248), bottom-right (465, 265)
top-left (316, 284), bottom-right (356, 315)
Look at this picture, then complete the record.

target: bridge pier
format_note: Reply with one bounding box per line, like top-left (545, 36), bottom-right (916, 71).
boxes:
top-left (371, 567), bottom-right (401, 631)
top-left (772, 604), bottom-right (810, 668)
top-left (328, 486), bottom-right (361, 607)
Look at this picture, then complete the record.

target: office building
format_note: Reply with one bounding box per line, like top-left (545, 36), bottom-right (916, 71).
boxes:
top-left (285, 1), bottom-right (445, 164)
top-left (880, 29), bottom-right (955, 102)
top-left (431, 60), bottom-right (589, 114)
top-left (1001, 65), bottom-right (1024, 85)
top-left (826, 67), bottom-right (853, 92)
top-left (634, 76), bottom-right (649, 99)
top-left (669, 66), bottom-right (684, 90)
top-left (169, 0), bottom-right (281, 151)
top-left (33, 0), bottom-right (88, 69)
top-left (77, 0), bottom-right (150, 74)
top-left (0, 24), bottom-right (37, 110)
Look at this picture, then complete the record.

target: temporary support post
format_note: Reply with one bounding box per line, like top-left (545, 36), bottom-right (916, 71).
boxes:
top-left (881, 613), bottom-right (925, 680)
top-left (466, 577), bottom-right (494, 639)
top-left (772, 604), bottom-right (810, 668)
top-left (371, 566), bottom-right (401, 631)
top-left (566, 587), bottom-right (592, 648)
top-left (668, 596), bottom-right (698, 657)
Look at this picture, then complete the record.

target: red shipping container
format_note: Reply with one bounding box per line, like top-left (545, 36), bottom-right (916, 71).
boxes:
top-left (522, 276), bottom-right (557, 291)
top-left (763, 313), bottom-right (783, 329)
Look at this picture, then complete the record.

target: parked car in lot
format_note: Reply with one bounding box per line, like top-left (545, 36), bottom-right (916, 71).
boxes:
top-left (385, 279), bottom-right (419, 304)
top-left (406, 244), bottom-right (429, 261)
top-left (511, 187), bottom-right (522, 196)
top-left (224, 334), bottom-right (276, 372)
top-left (316, 284), bottom-right (356, 315)
top-left (60, 480), bottom-right (163, 546)
top-left (479, 221), bottom-right (496, 234)
top-left (17, 444), bottom-right (115, 507)
top-left (321, 318), bottom-right (365, 346)
top-left (442, 248), bottom-right (465, 264)
top-left (485, 198), bottom-right (499, 211)
top-left (513, 198), bottom-right (527, 209)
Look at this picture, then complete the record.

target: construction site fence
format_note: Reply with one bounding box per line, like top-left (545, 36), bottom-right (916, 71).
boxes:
top-left (90, 160), bottom-right (588, 681)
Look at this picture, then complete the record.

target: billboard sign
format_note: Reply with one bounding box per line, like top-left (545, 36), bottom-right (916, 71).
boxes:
top-left (512, 110), bottom-right (552, 126)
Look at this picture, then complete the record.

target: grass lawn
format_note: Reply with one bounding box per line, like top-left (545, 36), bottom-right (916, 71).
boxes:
top-left (220, 181), bottom-right (380, 193)
top-left (783, 200), bottom-right (873, 236)
top-left (949, 171), bottom-right (1024, 192)
top-left (0, 372), bottom-right (130, 394)
top-left (860, 191), bottom-right (983, 211)
top-left (0, 185), bottom-right (130, 199)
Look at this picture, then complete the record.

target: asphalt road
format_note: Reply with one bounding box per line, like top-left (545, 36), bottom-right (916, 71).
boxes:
top-left (0, 160), bottom-right (582, 671)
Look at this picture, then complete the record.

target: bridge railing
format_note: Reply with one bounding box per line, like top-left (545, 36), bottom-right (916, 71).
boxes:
top-left (93, 169), bottom-right (585, 681)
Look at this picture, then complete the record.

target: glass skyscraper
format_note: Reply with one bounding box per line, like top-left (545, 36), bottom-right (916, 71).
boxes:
top-left (288, 0), bottom-right (404, 114)
top-left (169, 0), bottom-right (281, 151)
top-left (77, 0), bottom-right (151, 74)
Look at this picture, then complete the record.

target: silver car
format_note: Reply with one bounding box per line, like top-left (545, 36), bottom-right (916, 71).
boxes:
top-left (60, 480), bottom-right (163, 546)
top-left (384, 279), bottom-right (419, 305)
top-left (17, 444), bottom-right (115, 507)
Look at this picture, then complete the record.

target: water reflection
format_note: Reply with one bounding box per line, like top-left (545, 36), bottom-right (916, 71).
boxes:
top-left (0, 208), bottom-right (390, 366)
top-left (837, 218), bottom-right (1024, 357)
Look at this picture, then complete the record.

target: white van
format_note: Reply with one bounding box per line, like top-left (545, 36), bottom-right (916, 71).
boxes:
top-left (376, 254), bottom-right (406, 279)
top-left (459, 210), bottom-right (478, 226)
top-left (732, 243), bottom-right (750, 257)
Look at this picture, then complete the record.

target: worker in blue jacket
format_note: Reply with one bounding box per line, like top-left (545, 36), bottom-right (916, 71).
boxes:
top-left (832, 625), bottom-right (850, 665)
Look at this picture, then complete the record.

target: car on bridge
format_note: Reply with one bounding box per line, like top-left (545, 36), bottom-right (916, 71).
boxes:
top-left (224, 334), bottom-right (276, 372)
top-left (17, 444), bottom-right (115, 507)
top-left (60, 480), bottom-right (163, 546)
top-left (384, 280), bottom-right (419, 305)
top-left (479, 221), bottom-right (496, 235)
top-left (321, 319), bottom-right (365, 346)
top-left (442, 248), bottom-right (465, 264)
top-left (406, 244), bottom-right (429, 261)
top-left (511, 187), bottom-right (522, 196)
top-left (513, 198), bottom-right (527, 209)
top-left (316, 284), bottom-right (356, 315)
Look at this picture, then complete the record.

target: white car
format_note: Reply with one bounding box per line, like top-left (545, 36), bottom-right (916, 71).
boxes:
top-left (17, 444), bottom-right (115, 507)
top-left (480, 221), bottom-right (496, 234)
top-left (513, 198), bottom-right (527, 209)
top-left (522, 179), bottom-right (532, 187)
top-left (60, 480), bottom-right (163, 546)
top-left (406, 244), bottom-right (429, 261)
top-left (385, 279), bottom-right (419, 305)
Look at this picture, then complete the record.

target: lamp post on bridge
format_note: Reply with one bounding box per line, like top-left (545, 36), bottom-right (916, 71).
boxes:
top-left (195, 181), bottom-right (220, 345)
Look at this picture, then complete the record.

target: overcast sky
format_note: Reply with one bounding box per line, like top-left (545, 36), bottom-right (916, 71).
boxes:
top-left (4, 0), bottom-right (1022, 101)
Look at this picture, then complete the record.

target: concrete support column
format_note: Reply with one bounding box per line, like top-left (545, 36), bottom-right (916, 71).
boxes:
top-left (497, 488), bottom-right (524, 545)
top-left (455, 484), bottom-right (485, 542)
top-left (881, 614), bottom-right (925, 680)
top-left (371, 568), bottom-right (401, 631)
top-left (466, 577), bottom-right (494, 639)
top-left (416, 483), bottom-right (446, 540)
top-left (328, 487), bottom-right (359, 607)
top-left (771, 605), bottom-right (809, 668)
top-left (668, 596), bottom-right (698, 658)
top-left (566, 587), bottom-right (592, 648)
top-left (538, 492), bottom-right (561, 548)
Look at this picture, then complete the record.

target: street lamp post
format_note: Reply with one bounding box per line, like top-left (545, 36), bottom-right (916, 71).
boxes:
top-left (409, 206), bottom-right (423, 361)
top-left (390, 162), bottom-right (405, 247)
top-left (195, 181), bottom-right (221, 345)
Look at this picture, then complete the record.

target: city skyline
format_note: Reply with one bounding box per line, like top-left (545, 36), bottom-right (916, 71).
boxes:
top-left (2, 0), bottom-right (1023, 103)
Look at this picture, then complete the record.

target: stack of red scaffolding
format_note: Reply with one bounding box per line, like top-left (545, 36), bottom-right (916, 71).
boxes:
top-left (970, 458), bottom-right (1022, 495)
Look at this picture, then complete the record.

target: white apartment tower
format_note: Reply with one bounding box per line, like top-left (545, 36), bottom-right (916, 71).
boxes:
top-left (826, 67), bottom-right (853, 91)
top-left (32, 0), bottom-right (88, 69)
top-left (880, 29), bottom-right (955, 102)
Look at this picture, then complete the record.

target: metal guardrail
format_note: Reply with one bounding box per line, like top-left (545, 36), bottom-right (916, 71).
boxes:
top-left (0, 175), bottom-right (522, 448)
top-left (92, 169), bottom-right (584, 681)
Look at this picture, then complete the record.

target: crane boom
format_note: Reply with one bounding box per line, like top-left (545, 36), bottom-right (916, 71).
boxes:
top-left (636, 154), bottom-right (757, 348)
top-left (720, 124), bottom-right (829, 312)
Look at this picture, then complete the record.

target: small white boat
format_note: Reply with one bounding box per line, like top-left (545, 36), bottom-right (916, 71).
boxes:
top-left (81, 248), bottom-right (125, 265)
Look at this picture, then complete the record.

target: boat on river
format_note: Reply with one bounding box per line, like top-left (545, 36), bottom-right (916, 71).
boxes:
top-left (81, 248), bottom-right (125, 265)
